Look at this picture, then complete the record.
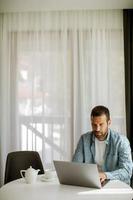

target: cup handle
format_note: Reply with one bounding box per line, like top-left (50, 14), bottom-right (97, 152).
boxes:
top-left (20, 170), bottom-right (26, 178)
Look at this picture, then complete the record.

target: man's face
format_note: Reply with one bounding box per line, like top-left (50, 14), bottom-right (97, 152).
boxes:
top-left (91, 114), bottom-right (111, 141)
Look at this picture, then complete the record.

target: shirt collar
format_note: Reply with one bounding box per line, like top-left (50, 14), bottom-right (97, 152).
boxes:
top-left (105, 128), bottom-right (111, 144)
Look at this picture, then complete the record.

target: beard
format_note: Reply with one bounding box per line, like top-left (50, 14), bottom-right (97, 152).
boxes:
top-left (93, 130), bottom-right (108, 141)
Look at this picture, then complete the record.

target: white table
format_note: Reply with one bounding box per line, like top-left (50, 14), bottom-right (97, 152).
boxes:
top-left (0, 175), bottom-right (133, 200)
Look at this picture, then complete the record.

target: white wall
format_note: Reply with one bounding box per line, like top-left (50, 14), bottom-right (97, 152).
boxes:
top-left (0, 0), bottom-right (133, 12)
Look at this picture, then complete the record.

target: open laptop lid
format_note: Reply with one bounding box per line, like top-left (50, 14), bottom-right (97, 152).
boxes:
top-left (54, 160), bottom-right (101, 189)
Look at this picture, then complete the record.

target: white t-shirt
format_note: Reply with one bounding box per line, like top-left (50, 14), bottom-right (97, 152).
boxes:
top-left (95, 137), bottom-right (106, 171)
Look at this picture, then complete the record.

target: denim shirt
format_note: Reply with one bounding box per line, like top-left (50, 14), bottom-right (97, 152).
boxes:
top-left (72, 129), bottom-right (133, 184)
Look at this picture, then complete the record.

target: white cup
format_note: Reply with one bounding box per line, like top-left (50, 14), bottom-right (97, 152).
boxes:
top-left (44, 170), bottom-right (56, 179)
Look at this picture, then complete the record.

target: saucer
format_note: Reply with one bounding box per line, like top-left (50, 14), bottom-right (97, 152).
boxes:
top-left (41, 175), bottom-right (56, 182)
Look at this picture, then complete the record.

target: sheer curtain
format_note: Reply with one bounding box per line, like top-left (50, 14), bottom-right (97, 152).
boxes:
top-left (0, 10), bottom-right (125, 185)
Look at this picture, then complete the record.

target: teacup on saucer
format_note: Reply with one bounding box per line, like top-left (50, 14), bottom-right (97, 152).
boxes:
top-left (44, 170), bottom-right (56, 179)
top-left (41, 170), bottom-right (56, 181)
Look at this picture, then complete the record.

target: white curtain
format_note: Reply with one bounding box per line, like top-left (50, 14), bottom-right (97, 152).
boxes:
top-left (0, 10), bottom-right (125, 186)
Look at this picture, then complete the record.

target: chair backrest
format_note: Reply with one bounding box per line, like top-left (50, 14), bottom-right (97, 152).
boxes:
top-left (4, 151), bottom-right (44, 184)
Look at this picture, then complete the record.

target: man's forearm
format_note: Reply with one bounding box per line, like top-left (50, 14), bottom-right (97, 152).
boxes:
top-left (105, 168), bottom-right (132, 184)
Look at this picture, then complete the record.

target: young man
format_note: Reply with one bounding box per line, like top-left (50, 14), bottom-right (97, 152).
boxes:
top-left (72, 105), bottom-right (133, 184)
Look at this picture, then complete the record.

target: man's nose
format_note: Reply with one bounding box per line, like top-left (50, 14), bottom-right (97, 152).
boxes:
top-left (95, 126), bottom-right (100, 131)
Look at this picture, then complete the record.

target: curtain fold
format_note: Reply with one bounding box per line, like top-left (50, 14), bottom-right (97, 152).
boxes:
top-left (0, 10), bottom-right (125, 186)
top-left (123, 9), bottom-right (133, 151)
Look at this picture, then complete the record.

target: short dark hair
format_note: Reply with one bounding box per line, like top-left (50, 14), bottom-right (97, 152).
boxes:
top-left (91, 105), bottom-right (110, 121)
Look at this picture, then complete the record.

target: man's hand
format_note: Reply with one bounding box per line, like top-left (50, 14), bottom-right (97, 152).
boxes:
top-left (99, 172), bottom-right (107, 184)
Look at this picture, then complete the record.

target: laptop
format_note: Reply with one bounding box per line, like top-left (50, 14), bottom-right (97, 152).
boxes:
top-left (54, 160), bottom-right (107, 189)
